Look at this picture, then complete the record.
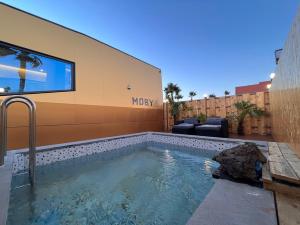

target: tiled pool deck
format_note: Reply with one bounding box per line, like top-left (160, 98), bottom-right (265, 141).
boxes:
top-left (0, 132), bottom-right (276, 225)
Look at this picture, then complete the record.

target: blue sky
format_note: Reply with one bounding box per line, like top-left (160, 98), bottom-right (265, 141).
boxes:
top-left (2, 0), bottom-right (299, 99)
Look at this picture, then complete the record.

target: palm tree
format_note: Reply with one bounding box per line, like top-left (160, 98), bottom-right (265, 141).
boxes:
top-left (209, 93), bottom-right (216, 98)
top-left (164, 83), bottom-right (185, 122)
top-left (0, 45), bottom-right (42, 93)
top-left (233, 101), bottom-right (265, 135)
top-left (224, 90), bottom-right (230, 96)
top-left (16, 52), bottom-right (42, 92)
top-left (188, 91), bottom-right (197, 101)
top-left (164, 83), bottom-right (179, 102)
top-left (175, 94), bottom-right (183, 101)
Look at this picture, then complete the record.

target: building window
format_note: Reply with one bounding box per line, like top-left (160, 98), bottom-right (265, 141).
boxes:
top-left (0, 41), bottom-right (75, 95)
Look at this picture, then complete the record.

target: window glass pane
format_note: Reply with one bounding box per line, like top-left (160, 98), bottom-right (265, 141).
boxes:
top-left (0, 42), bottom-right (75, 95)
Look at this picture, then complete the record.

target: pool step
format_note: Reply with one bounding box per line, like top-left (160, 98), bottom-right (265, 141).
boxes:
top-left (14, 183), bottom-right (31, 189)
top-left (15, 172), bottom-right (29, 176)
top-left (13, 172), bottom-right (32, 190)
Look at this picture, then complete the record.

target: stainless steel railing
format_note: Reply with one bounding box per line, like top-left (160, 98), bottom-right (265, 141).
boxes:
top-left (0, 96), bottom-right (36, 185)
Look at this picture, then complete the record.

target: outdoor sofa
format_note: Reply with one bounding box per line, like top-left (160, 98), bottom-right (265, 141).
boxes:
top-left (172, 117), bottom-right (229, 138)
top-left (195, 117), bottom-right (229, 138)
top-left (171, 118), bottom-right (200, 135)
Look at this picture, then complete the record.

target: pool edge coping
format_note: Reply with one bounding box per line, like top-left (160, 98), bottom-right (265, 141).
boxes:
top-left (9, 132), bottom-right (268, 155)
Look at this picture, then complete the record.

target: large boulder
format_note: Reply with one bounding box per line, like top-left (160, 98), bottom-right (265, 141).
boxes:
top-left (212, 143), bottom-right (267, 183)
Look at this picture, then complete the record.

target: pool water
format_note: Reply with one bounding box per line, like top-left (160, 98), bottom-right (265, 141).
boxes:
top-left (7, 144), bottom-right (219, 225)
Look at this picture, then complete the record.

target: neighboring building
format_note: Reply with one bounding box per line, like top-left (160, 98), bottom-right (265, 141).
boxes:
top-left (0, 3), bottom-right (163, 149)
top-left (235, 81), bottom-right (271, 95)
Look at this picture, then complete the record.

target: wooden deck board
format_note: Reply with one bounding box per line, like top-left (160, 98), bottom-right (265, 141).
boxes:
top-left (265, 142), bottom-right (300, 224)
top-left (289, 161), bottom-right (300, 179)
top-left (278, 143), bottom-right (294, 154)
top-left (269, 155), bottom-right (286, 163)
top-left (263, 162), bottom-right (300, 197)
top-left (262, 163), bottom-right (272, 184)
top-left (276, 192), bottom-right (300, 225)
top-left (264, 182), bottom-right (300, 197)
top-left (268, 142), bottom-right (300, 185)
top-left (269, 161), bottom-right (300, 184)
top-left (283, 154), bottom-right (300, 162)
top-left (269, 142), bottom-right (282, 156)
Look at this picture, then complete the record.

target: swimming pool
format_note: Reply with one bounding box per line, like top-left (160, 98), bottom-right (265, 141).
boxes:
top-left (2, 132), bottom-right (256, 225)
top-left (7, 143), bottom-right (219, 225)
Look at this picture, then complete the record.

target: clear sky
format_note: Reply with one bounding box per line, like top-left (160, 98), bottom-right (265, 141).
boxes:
top-left (2, 0), bottom-right (299, 99)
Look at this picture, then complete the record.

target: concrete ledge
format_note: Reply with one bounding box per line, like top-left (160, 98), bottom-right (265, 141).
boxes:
top-left (187, 179), bottom-right (277, 225)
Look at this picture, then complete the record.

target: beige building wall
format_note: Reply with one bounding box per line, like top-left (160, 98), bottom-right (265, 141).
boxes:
top-left (270, 8), bottom-right (300, 157)
top-left (0, 3), bottom-right (163, 149)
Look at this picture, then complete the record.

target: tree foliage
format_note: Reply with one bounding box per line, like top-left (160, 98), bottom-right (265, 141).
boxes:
top-left (164, 83), bottom-right (186, 122)
top-left (230, 101), bottom-right (265, 135)
top-left (0, 46), bottom-right (43, 92)
top-left (188, 91), bottom-right (197, 101)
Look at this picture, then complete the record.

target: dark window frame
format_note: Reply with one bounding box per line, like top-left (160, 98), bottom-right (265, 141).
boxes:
top-left (0, 40), bottom-right (76, 96)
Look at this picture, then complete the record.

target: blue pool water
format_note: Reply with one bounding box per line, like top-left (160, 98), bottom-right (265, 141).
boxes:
top-left (7, 144), bottom-right (219, 225)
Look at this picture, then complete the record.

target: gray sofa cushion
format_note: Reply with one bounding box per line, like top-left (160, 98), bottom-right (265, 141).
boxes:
top-left (196, 124), bottom-right (221, 131)
top-left (173, 123), bottom-right (194, 129)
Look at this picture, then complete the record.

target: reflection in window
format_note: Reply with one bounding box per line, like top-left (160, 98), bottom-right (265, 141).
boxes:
top-left (0, 42), bottom-right (75, 95)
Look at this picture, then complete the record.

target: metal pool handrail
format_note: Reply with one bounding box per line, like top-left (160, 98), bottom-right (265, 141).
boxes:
top-left (0, 96), bottom-right (36, 185)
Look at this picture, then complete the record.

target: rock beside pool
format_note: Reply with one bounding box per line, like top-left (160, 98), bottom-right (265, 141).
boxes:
top-left (212, 143), bottom-right (267, 184)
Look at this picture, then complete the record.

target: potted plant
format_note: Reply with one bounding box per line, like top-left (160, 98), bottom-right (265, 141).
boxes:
top-left (197, 113), bottom-right (207, 123)
top-left (231, 101), bottom-right (265, 135)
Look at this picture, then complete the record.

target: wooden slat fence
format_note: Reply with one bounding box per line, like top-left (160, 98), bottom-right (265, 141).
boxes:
top-left (164, 91), bottom-right (271, 135)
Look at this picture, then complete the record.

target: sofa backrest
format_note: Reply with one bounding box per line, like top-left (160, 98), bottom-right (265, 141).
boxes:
top-left (183, 118), bottom-right (199, 124)
top-left (205, 117), bottom-right (226, 125)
